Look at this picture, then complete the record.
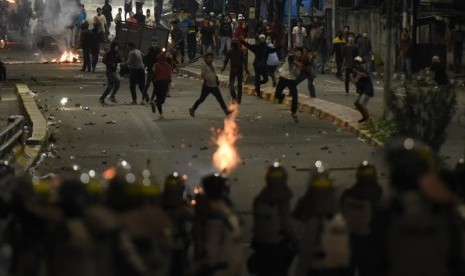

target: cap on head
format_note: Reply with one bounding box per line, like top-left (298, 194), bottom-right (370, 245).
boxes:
top-left (259, 34), bottom-right (266, 40)
top-left (354, 56), bottom-right (363, 62)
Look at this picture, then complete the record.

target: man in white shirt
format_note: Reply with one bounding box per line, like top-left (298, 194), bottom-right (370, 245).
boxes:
top-left (94, 7), bottom-right (108, 36)
top-left (292, 19), bottom-right (306, 48)
top-left (145, 9), bottom-right (156, 27)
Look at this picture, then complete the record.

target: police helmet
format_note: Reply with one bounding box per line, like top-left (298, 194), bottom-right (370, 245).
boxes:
top-left (202, 173), bottom-right (227, 199)
top-left (385, 138), bottom-right (437, 191)
top-left (265, 162), bottom-right (288, 185)
top-left (356, 160), bottom-right (377, 182)
top-left (309, 161), bottom-right (333, 189)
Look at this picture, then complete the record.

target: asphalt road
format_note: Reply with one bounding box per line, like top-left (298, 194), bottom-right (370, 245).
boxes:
top-left (6, 62), bottom-right (385, 209)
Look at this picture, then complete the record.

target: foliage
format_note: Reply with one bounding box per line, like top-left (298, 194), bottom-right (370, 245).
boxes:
top-left (366, 118), bottom-right (398, 143)
top-left (385, 83), bottom-right (457, 152)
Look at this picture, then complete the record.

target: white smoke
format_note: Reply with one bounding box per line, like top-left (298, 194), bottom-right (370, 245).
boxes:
top-left (36, 0), bottom-right (80, 51)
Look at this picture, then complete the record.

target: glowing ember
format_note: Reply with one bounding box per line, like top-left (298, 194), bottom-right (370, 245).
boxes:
top-left (212, 103), bottom-right (240, 173)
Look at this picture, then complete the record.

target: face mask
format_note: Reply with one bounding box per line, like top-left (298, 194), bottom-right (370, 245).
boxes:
top-left (362, 33), bottom-right (367, 37)
top-left (266, 40), bottom-right (271, 44)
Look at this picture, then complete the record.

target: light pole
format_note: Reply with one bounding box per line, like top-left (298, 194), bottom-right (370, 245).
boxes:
top-left (288, 0), bottom-right (292, 50)
top-left (383, 0), bottom-right (395, 117)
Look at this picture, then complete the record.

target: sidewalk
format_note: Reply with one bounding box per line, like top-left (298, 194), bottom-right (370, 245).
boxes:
top-left (179, 59), bottom-right (465, 161)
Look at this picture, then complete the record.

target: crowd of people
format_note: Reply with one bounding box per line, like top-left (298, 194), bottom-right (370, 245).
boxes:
top-left (0, 139), bottom-right (464, 276)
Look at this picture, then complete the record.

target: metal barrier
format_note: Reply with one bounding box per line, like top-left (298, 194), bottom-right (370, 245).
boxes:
top-left (0, 115), bottom-right (25, 158)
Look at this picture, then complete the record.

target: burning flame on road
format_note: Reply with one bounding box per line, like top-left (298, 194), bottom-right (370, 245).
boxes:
top-left (50, 50), bottom-right (80, 63)
top-left (212, 103), bottom-right (240, 174)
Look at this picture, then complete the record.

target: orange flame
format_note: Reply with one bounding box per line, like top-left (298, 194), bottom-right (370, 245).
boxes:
top-left (212, 103), bottom-right (240, 174)
top-left (59, 50), bottom-right (80, 63)
top-left (51, 50), bottom-right (80, 63)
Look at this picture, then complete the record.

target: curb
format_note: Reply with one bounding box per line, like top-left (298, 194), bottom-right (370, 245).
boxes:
top-left (14, 84), bottom-right (48, 175)
top-left (178, 68), bottom-right (384, 148)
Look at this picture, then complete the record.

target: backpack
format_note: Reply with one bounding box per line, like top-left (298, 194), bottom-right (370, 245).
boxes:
top-left (341, 195), bottom-right (372, 236)
top-left (252, 200), bottom-right (283, 244)
top-left (385, 192), bottom-right (460, 276)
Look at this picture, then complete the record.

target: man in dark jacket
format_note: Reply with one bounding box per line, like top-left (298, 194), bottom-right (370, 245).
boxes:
top-left (430, 55), bottom-right (449, 86)
top-left (187, 17), bottom-right (198, 60)
top-left (100, 41), bottom-right (122, 104)
top-left (221, 39), bottom-right (248, 104)
top-left (143, 36), bottom-right (161, 96)
top-left (79, 21), bottom-right (91, 72)
top-left (89, 23), bottom-right (105, 73)
top-left (101, 0), bottom-right (113, 41)
top-left (241, 34), bottom-right (278, 98)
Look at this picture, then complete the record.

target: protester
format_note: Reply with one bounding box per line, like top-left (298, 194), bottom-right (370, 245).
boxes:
top-left (189, 53), bottom-right (231, 117)
top-left (89, 22), bottom-right (104, 73)
top-left (126, 42), bottom-right (149, 104)
top-left (114, 7), bottom-right (123, 30)
top-left (200, 17), bottom-right (215, 55)
top-left (351, 56), bottom-right (374, 123)
top-left (398, 28), bottom-right (412, 81)
top-left (170, 20), bottom-right (184, 63)
top-left (127, 12), bottom-right (137, 24)
top-left (452, 25), bottom-right (464, 74)
top-left (74, 4), bottom-right (87, 49)
top-left (312, 27), bottom-right (328, 74)
top-left (124, 0), bottom-right (132, 20)
top-left (295, 47), bottom-right (317, 98)
top-left (151, 53), bottom-right (172, 119)
top-left (145, 9), bottom-right (155, 27)
top-left (274, 48), bottom-right (303, 123)
top-left (222, 39), bottom-right (248, 104)
top-left (79, 21), bottom-right (91, 72)
top-left (133, 8), bottom-right (145, 25)
top-left (101, 0), bottom-right (113, 40)
top-left (100, 41), bottom-right (122, 104)
top-left (356, 28), bottom-right (372, 73)
top-left (219, 15), bottom-right (233, 57)
top-left (155, 0), bottom-right (163, 25)
top-left (187, 16), bottom-right (198, 60)
top-left (292, 19), bottom-right (307, 48)
top-left (240, 34), bottom-right (278, 98)
top-left (333, 31), bottom-right (346, 79)
top-left (430, 55), bottom-right (449, 86)
top-left (342, 34), bottom-right (359, 95)
top-left (143, 36), bottom-right (161, 99)
top-left (94, 7), bottom-right (108, 40)
top-left (266, 36), bottom-right (280, 87)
